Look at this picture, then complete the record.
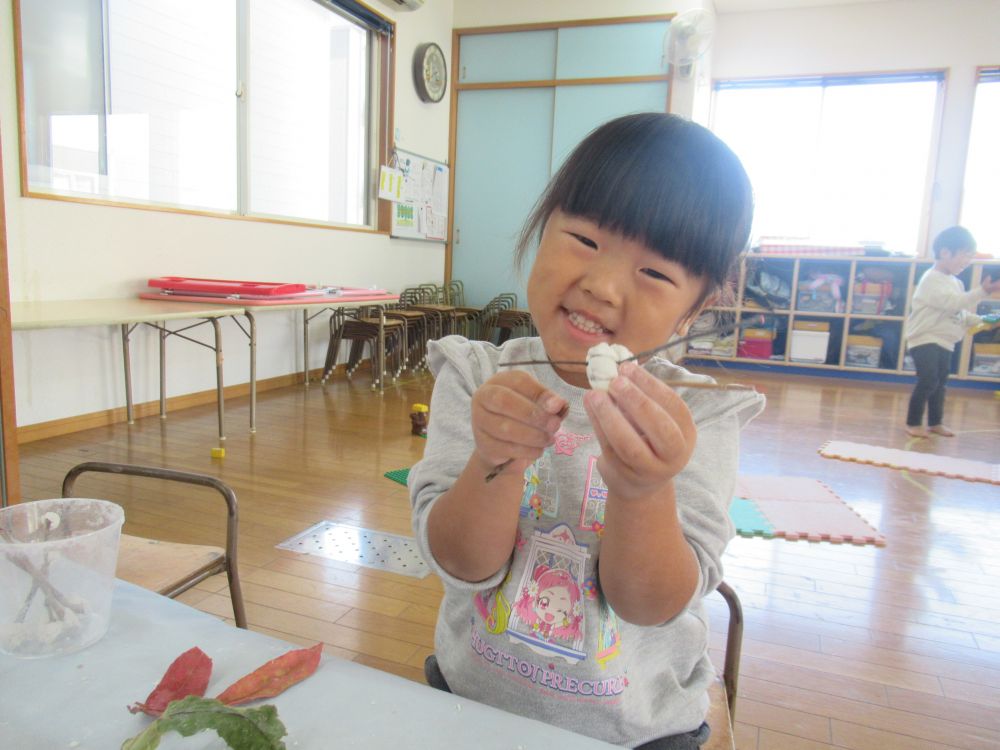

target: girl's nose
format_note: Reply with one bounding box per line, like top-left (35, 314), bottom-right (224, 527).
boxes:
top-left (580, 252), bottom-right (627, 306)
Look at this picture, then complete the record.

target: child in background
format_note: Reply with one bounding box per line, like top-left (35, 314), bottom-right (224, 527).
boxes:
top-left (409, 113), bottom-right (765, 749)
top-left (904, 226), bottom-right (1000, 438)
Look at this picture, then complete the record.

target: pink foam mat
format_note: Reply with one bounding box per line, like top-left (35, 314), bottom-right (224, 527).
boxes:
top-left (819, 440), bottom-right (1000, 485)
top-left (736, 475), bottom-right (885, 546)
top-left (736, 475), bottom-right (842, 504)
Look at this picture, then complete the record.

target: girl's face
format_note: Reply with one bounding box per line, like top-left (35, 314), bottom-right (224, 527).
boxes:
top-left (938, 248), bottom-right (975, 275)
top-left (535, 585), bottom-right (572, 624)
top-left (527, 210), bottom-right (708, 388)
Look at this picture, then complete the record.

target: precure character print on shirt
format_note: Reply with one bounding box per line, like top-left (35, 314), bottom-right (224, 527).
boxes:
top-left (410, 336), bottom-right (764, 744)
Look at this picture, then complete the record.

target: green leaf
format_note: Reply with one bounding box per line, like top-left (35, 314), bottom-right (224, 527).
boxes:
top-left (121, 695), bottom-right (287, 750)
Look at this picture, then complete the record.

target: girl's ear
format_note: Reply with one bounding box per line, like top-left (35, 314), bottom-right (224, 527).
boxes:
top-left (677, 293), bottom-right (719, 337)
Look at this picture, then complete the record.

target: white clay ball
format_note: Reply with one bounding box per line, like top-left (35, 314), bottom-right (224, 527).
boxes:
top-left (586, 343), bottom-right (633, 390)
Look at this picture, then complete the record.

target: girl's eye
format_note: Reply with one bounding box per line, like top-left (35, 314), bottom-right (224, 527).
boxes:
top-left (641, 267), bottom-right (674, 284)
top-left (570, 233), bottom-right (598, 249)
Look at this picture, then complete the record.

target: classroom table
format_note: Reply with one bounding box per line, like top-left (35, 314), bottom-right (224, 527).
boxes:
top-left (12, 299), bottom-right (243, 444)
top-left (0, 580), bottom-right (617, 749)
top-left (139, 292), bottom-right (400, 432)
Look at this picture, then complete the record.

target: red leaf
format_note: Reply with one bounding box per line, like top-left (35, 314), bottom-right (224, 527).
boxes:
top-left (128, 646), bottom-right (213, 717)
top-left (215, 643), bottom-right (323, 706)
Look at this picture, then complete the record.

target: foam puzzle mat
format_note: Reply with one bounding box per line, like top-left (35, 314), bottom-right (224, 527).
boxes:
top-left (384, 468), bottom-right (410, 486)
top-left (385, 467), bottom-right (882, 546)
top-left (820, 440), bottom-right (1000, 485)
top-left (735, 475), bottom-right (885, 546)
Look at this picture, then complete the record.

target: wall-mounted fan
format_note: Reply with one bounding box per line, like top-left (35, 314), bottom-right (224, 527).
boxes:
top-left (663, 8), bottom-right (716, 79)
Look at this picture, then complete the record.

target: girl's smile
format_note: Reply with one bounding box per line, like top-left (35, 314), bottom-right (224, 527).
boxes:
top-left (527, 210), bottom-right (707, 388)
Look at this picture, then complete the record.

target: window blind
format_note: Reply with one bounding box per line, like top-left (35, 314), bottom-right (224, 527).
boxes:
top-left (977, 66), bottom-right (1000, 83)
top-left (715, 71), bottom-right (945, 91)
top-left (321, 0), bottom-right (393, 35)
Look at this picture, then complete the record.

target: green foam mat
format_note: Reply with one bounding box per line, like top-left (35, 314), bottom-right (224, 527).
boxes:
top-left (728, 497), bottom-right (774, 538)
top-left (384, 467), bottom-right (410, 486)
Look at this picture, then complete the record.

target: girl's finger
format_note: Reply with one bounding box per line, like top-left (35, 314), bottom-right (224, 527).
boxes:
top-left (481, 377), bottom-right (567, 429)
top-left (584, 388), bottom-right (655, 469)
top-left (477, 385), bottom-right (564, 436)
top-left (607, 376), bottom-right (687, 463)
top-left (617, 364), bottom-right (697, 448)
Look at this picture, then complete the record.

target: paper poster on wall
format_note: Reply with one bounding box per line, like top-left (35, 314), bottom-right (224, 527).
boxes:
top-left (378, 166), bottom-right (403, 201)
top-left (424, 210), bottom-right (447, 241)
top-left (394, 203), bottom-right (417, 230)
top-left (388, 148), bottom-right (449, 242)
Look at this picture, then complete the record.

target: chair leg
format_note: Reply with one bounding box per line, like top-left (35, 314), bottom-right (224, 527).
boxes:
top-left (718, 581), bottom-right (743, 725)
top-left (321, 318), bottom-right (346, 383)
top-left (347, 339), bottom-right (365, 378)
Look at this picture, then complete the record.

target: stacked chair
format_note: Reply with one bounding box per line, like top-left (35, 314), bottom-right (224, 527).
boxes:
top-left (443, 280), bottom-right (489, 339)
top-left (321, 305), bottom-right (406, 389)
top-left (478, 293), bottom-right (535, 344)
top-left (319, 282), bottom-right (536, 388)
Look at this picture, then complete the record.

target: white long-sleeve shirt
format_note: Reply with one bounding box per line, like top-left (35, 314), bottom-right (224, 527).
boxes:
top-left (409, 336), bottom-right (764, 747)
top-left (905, 268), bottom-right (985, 351)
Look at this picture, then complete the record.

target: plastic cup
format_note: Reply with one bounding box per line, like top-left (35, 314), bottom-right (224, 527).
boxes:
top-left (0, 498), bottom-right (124, 658)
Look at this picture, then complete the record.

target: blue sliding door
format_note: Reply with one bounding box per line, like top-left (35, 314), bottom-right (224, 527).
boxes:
top-left (451, 20), bottom-right (670, 307)
top-left (452, 88), bottom-right (554, 307)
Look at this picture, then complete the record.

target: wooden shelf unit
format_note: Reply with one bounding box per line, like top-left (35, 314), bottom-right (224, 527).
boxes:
top-left (686, 254), bottom-right (1000, 383)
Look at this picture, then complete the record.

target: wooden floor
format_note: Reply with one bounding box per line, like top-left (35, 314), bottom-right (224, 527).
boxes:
top-left (16, 365), bottom-right (1000, 750)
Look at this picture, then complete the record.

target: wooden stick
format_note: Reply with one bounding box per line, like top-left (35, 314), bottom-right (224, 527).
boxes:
top-left (499, 323), bottom-right (740, 368)
top-left (669, 381), bottom-right (755, 391)
top-left (484, 381), bottom-right (755, 481)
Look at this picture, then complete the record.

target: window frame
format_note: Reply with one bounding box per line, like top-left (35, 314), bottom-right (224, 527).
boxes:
top-left (959, 65), bottom-right (1000, 258)
top-left (11, 0), bottom-right (395, 235)
top-left (710, 69), bottom-right (947, 257)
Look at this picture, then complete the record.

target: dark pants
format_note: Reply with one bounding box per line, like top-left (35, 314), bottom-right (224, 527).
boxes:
top-left (906, 343), bottom-right (952, 427)
top-left (423, 656), bottom-right (710, 749)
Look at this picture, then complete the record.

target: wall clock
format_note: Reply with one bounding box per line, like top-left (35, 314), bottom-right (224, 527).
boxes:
top-left (413, 42), bottom-right (447, 103)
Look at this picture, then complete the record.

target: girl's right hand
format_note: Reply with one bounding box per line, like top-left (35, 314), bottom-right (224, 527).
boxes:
top-left (471, 371), bottom-right (568, 474)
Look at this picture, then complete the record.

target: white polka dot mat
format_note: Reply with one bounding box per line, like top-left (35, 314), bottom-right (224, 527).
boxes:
top-left (277, 521), bottom-right (430, 578)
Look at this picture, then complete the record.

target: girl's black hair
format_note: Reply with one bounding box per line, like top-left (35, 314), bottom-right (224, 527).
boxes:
top-left (515, 112), bottom-right (753, 306)
top-left (931, 225), bottom-right (976, 258)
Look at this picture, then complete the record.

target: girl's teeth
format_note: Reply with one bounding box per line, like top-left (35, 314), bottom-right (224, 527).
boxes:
top-left (568, 311), bottom-right (607, 334)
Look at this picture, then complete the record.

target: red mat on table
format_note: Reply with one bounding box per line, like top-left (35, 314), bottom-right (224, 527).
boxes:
top-left (735, 475), bottom-right (885, 546)
top-left (819, 440), bottom-right (1000, 485)
top-left (140, 291), bottom-right (399, 306)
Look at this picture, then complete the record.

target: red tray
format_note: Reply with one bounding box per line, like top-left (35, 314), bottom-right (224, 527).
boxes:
top-left (148, 276), bottom-right (308, 296)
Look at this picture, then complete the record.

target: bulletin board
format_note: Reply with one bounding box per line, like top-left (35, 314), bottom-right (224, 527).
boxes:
top-left (388, 148), bottom-right (449, 242)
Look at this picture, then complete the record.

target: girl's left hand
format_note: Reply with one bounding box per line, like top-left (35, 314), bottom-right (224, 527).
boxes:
top-left (582, 361), bottom-right (696, 501)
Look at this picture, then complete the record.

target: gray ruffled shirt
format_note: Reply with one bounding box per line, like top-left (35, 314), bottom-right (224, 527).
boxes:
top-left (410, 336), bottom-right (764, 747)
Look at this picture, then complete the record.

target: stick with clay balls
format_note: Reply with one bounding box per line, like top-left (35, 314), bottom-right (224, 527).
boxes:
top-left (484, 329), bottom-right (752, 482)
top-left (585, 343), bottom-right (634, 391)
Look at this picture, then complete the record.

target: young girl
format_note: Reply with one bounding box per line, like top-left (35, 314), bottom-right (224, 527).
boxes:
top-left (409, 113), bottom-right (765, 749)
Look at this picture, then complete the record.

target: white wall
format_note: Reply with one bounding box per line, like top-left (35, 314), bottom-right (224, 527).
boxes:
top-left (713, 0), bottom-right (1000, 253)
top-left (453, 0), bottom-right (713, 118)
top-left (2, 0), bottom-right (455, 426)
top-left (453, 0), bottom-right (710, 26)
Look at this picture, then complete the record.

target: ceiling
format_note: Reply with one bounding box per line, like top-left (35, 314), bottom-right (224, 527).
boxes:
top-left (713, 0), bottom-right (891, 13)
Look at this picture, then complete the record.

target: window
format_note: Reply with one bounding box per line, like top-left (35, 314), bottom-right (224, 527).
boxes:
top-left (961, 67), bottom-right (1000, 257)
top-left (711, 72), bottom-right (943, 255)
top-left (17, 0), bottom-right (391, 229)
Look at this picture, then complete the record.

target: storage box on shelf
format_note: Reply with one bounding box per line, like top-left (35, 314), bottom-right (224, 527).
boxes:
top-left (971, 344), bottom-right (1000, 376)
top-left (845, 335), bottom-right (883, 368)
top-left (737, 327), bottom-right (775, 360)
top-left (685, 254), bottom-right (1000, 384)
top-left (790, 320), bottom-right (831, 364)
